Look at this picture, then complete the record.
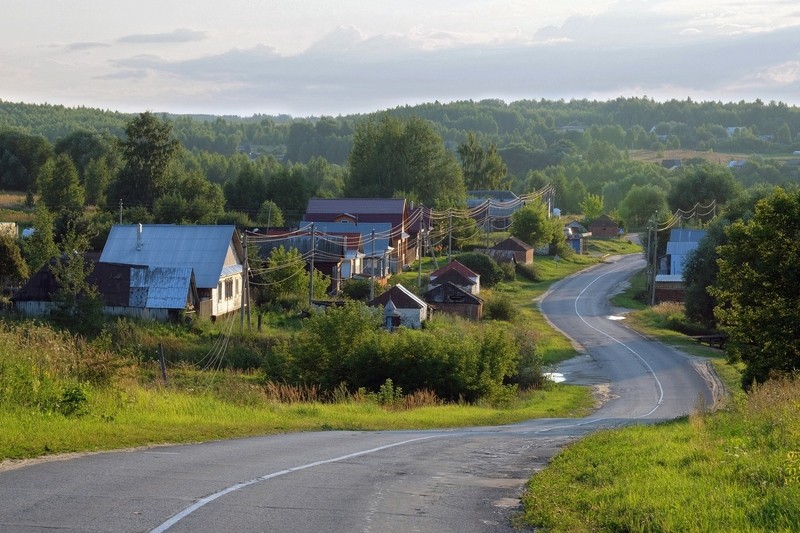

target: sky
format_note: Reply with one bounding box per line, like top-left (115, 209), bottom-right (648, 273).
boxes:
top-left (2, 0), bottom-right (800, 117)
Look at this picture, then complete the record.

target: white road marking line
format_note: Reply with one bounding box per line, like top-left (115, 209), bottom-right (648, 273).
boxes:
top-left (150, 435), bottom-right (441, 532)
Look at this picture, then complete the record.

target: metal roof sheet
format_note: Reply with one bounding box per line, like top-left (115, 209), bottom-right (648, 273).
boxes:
top-left (99, 225), bottom-right (239, 289)
top-left (305, 198), bottom-right (406, 216)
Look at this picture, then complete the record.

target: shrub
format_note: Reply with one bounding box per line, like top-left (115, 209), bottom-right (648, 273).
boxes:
top-left (483, 294), bottom-right (519, 322)
top-left (499, 261), bottom-right (516, 281)
top-left (456, 252), bottom-right (504, 287)
top-left (516, 262), bottom-right (543, 282)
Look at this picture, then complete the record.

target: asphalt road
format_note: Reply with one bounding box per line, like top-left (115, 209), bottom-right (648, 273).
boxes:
top-left (0, 254), bottom-right (717, 533)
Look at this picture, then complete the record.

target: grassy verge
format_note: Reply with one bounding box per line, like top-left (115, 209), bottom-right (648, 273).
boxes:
top-left (517, 271), bottom-right (800, 532)
top-left (0, 380), bottom-right (594, 461)
top-left (519, 377), bottom-right (800, 532)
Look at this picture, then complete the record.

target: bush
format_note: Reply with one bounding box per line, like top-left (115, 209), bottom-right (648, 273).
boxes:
top-left (456, 252), bottom-right (504, 287)
top-left (516, 262), bottom-right (543, 282)
top-left (499, 262), bottom-right (516, 281)
top-left (483, 294), bottom-right (519, 322)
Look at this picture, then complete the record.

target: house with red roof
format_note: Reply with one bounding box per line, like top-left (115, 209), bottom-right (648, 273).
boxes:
top-left (429, 260), bottom-right (480, 295)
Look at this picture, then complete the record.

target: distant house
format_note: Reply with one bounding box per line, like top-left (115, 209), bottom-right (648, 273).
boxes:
top-left (485, 236), bottom-right (534, 265)
top-left (256, 226), bottom-right (365, 293)
top-left (303, 198), bottom-right (412, 272)
top-left (587, 214), bottom-right (620, 239)
top-left (466, 190), bottom-right (521, 230)
top-left (424, 282), bottom-right (483, 320)
top-left (11, 259), bottom-right (199, 321)
top-left (99, 224), bottom-right (245, 320)
top-left (429, 260), bottom-right (480, 295)
top-left (654, 228), bottom-right (707, 303)
top-left (368, 283), bottom-right (430, 329)
top-left (564, 221), bottom-right (592, 254)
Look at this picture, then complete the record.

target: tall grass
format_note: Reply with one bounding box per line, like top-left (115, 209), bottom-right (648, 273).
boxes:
top-left (519, 377), bottom-right (800, 532)
top-left (0, 320), bottom-right (594, 461)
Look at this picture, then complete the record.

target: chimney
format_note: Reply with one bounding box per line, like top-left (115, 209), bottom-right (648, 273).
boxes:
top-left (136, 223), bottom-right (143, 251)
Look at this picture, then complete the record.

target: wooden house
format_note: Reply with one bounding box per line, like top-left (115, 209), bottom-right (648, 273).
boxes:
top-left (12, 259), bottom-right (199, 321)
top-left (303, 198), bottom-right (412, 272)
top-left (487, 236), bottom-right (534, 265)
top-left (424, 282), bottom-right (483, 320)
top-left (368, 283), bottom-right (430, 329)
top-left (587, 214), bottom-right (621, 239)
top-left (99, 224), bottom-right (245, 320)
top-left (429, 260), bottom-right (480, 295)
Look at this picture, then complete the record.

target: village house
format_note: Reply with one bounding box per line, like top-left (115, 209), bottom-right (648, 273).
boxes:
top-left (368, 283), bottom-right (430, 329)
top-left (429, 260), bottom-right (480, 295)
top-left (466, 190), bottom-right (521, 231)
top-left (99, 224), bottom-right (245, 320)
top-left (11, 258), bottom-right (200, 321)
top-left (482, 236), bottom-right (534, 265)
top-left (254, 226), bottom-right (365, 294)
top-left (423, 281), bottom-right (483, 320)
top-left (654, 228), bottom-right (707, 303)
top-left (564, 221), bottom-right (592, 254)
top-left (587, 214), bottom-right (621, 239)
top-left (303, 198), bottom-right (413, 273)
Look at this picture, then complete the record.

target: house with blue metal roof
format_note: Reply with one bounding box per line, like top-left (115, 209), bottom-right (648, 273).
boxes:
top-left (99, 224), bottom-right (245, 320)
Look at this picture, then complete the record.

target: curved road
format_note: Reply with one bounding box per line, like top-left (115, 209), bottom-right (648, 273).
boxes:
top-left (0, 254), bottom-right (716, 533)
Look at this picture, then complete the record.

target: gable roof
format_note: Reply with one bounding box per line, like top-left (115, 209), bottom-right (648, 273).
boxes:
top-left (424, 281), bottom-right (483, 305)
top-left (430, 260), bottom-right (479, 280)
top-left (99, 225), bottom-right (242, 289)
top-left (12, 259), bottom-right (195, 311)
top-left (429, 268), bottom-right (475, 287)
top-left (369, 284), bottom-right (427, 310)
top-left (305, 198), bottom-right (407, 219)
top-left (588, 214), bottom-right (618, 228)
top-left (491, 236), bottom-right (532, 252)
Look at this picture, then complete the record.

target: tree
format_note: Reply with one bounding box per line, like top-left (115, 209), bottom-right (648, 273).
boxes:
top-left (39, 153), bottom-right (85, 213)
top-left (668, 163), bottom-right (740, 217)
top-left (347, 113), bottom-right (465, 208)
top-left (109, 112), bottom-right (181, 210)
top-left (618, 184), bottom-right (669, 229)
top-left (682, 221), bottom-right (727, 330)
top-left (579, 193), bottom-right (604, 221)
top-left (0, 234), bottom-right (29, 286)
top-left (457, 132), bottom-right (508, 190)
top-left (710, 188), bottom-right (800, 387)
top-left (0, 130), bottom-right (53, 191)
top-left (48, 227), bottom-right (103, 336)
top-left (256, 200), bottom-right (285, 228)
top-left (455, 252), bottom-right (504, 288)
top-left (21, 204), bottom-right (58, 274)
top-left (257, 246), bottom-right (318, 309)
top-left (510, 200), bottom-right (560, 249)
top-left (83, 156), bottom-right (115, 207)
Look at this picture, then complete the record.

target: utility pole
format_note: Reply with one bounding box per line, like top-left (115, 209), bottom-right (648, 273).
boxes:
top-left (308, 223), bottom-right (315, 307)
top-left (241, 231), bottom-right (246, 331)
top-left (417, 227), bottom-right (423, 288)
top-left (447, 211), bottom-right (452, 263)
top-left (650, 212), bottom-right (658, 306)
top-left (370, 228), bottom-right (375, 301)
top-left (119, 199), bottom-right (123, 224)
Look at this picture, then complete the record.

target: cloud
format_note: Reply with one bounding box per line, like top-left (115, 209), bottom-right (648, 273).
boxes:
top-left (64, 42), bottom-right (111, 52)
top-left (99, 20), bottom-right (800, 115)
top-left (117, 28), bottom-right (207, 45)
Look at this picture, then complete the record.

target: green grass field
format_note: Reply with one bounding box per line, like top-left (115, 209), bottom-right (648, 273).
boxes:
top-left (518, 282), bottom-right (800, 532)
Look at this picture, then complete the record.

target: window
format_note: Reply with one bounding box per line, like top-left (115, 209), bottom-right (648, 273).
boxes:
top-left (225, 279), bottom-right (233, 300)
top-left (218, 282), bottom-right (222, 302)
